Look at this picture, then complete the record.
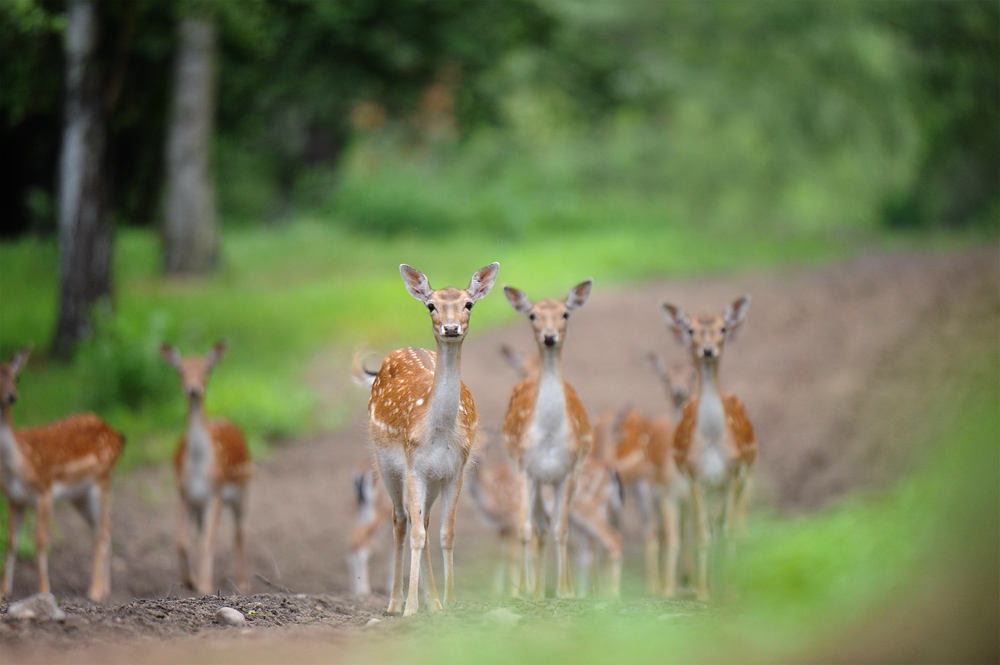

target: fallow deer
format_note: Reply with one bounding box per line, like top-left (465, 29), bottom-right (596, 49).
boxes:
top-left (466, 452), bottom-right (622, 599)
top-left (502, 281), bottom-right (594, 599)
top-left (161, 341), bottom-right (252, 595)
top-left (347, 465), bottom-right (393, 596)
top-left (353, 262), bottom-right (499, 616)
top-left (0, 346), bottom-right (124, 602)
top-left (661, 296), bottom-right (756, 600)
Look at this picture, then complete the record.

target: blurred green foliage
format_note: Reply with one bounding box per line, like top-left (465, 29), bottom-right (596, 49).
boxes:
top-left (1, 0), bottom-right (997, 237)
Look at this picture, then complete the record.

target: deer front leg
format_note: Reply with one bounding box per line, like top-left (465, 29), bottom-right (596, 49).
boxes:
top-left (196, 493), bottom-right (222, 594)
top-left (516, 468), bottom-right (535, 599)
top-left (661, 494), bottom-right (680, 598)
top-left (176, 494), bottom-right (194, 589)
top-left (552, 475), bottom-right (575, 599)
top-left (403, 471), bottom-right (427, 617)
top-left (689, 480), bottom-right (711, 601)
top-left (87, 480), bottom-right (113, 602)
top-left (232, 491), bottom-right (249, 594)
top-left (439, 472), bottom-right (464, 607)
top-left (2, 503), bottom-right (24, 598)
top-left (637, 481), bottom-right (662, 594)
top-left (420, 506), bottom-right (442, 612)
top-left (35, 490), bottom-right (52, 594)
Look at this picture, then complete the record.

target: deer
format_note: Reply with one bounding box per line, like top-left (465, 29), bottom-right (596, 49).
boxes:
top-left (466, 451), bottom-right (622, 599)
top-left (0, 346), bottom-right (124, 602)
top-left (353, 262), bottom-right (499, 616)
top-left (161, 341), bottom-right (252, 595)
top-left (347, 465), bottom-right (393, 596)
top-left (661, 295), bottom-right (756, 600)
top-left (502, 280), bottom-right (595, 599)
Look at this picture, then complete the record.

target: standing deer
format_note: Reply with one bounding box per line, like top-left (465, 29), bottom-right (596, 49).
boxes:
top-left (161, 342), bottom-right (252, 595)
top-left (353, 262), bottom-right (499, 616)
top-left (347, 465), bottom-right (392, 596)
top-left (0, 346), bottom-right (124, 602)
top-left (502, 280), bottom-right (595, 599)
top-left (661, 296), bottom-right (756, 600)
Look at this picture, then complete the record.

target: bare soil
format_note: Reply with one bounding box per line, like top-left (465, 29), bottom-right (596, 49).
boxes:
top-left (2, 245), bottom-right (997, 663)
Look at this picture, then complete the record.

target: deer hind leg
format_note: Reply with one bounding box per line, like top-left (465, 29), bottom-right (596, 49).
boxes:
top-left (196, 494), bottom-right (222, 594)
top-left (552, 475), bottom-right (575, 599)
top-left (661, 494), bottom-right (680, 598)
top-left (34, 490), bottom-right (52, 595)
top-left (87, 480), bottom-right (113, 602)
top-left (735, 465), bottom-right (752, 539)
top-left (2, 503), bottom-right (25, 598)
top-left (439, 470), bottom-right (464, 607)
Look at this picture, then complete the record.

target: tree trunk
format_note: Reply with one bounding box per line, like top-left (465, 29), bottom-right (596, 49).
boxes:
top-left (52, 0), bottom-right (111, 359)
top-left (163, 16), bottom-right (218, 275)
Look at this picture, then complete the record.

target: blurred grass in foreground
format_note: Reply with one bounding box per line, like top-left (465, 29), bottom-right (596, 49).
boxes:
top-left (346, 298), bottom-right (998, 664)
top-left (0, 220), bottom-right (992, 472)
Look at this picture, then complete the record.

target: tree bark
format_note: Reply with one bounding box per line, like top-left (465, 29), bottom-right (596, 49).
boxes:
top-left (52, 0), bottom-right (112, 359)
top-left (163, 16), bottom-right (218, 275)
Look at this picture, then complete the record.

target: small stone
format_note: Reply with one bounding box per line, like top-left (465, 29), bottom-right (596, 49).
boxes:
top-left (215, 607), bottom-right (247, 627)
top-left (483, 607), bottom-right (521, 627)
top-left (364, 617), bottom-right (382, 627)
top-left (6, 593), bottom-right (66, 621)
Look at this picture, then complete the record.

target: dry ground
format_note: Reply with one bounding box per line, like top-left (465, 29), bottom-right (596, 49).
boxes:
top-left (1, 245), bottom-right (997, 663)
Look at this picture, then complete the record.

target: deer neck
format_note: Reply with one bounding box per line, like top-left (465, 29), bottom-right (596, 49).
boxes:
top-left (534, 346), bottom-right (567, 431)
top-left (185, 397), bottom-right (214, 457)
top-left (426, 339), bottom-right (464, 438)
top-left (0, 403), bottom-right (22, 481)
top-left (694, 360), bottom-right (725, 445)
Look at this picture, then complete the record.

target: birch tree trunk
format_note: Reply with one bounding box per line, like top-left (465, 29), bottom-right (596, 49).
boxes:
top-left (162, 16), bottom-right (218, 274)
top-left (52, 0), bottom-right (111, 358)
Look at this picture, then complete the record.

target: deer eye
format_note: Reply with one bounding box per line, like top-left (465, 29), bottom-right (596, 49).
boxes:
top-left (427, 303), bottom-right (436, 313)
top-left (562, 312), bottom-right (570, 320)
top-left (529, 313), bottom-right (536, 321)
top-left (688, 328), bottom-right (695, 336)
top-left (464, 301), bottom-right (473, 311)
top-left (720, 326), bottom-right (727, 334)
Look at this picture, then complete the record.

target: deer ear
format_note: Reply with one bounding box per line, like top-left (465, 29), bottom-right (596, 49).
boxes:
top-left (647, 351), bottom-right (668, 382)
top-left (565, 280), bottom-right (593, 312)
top-left (661, 303), bottom-right (691, 347)
top-left (468, 262), bottom-right (499, 303)
top-left (160, 343), bottom-right (182, 369)
top-left (504, 285), bottom-right (533, 315)
top-left (400, 264), bottom-right (433, 303)
top-left (723, 295), bottom-right (751, 343)
top-left (207, 340), bottom-right (227, 367)
top-left (9, 345), bottom-right (32, 373)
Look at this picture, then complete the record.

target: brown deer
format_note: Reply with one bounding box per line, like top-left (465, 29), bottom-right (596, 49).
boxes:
top-left (661, 296), bottom-right (756, 600)
top-left (353, 262), bottom-right (499, 616)
top-left (502, 281), bottom-right (594, 599)
top-left (161, 342), bottom-right (251, 595)
top-left (0, 346), bottom-right (124, 602)
top-left (347, 465), bottom-right (393, 596)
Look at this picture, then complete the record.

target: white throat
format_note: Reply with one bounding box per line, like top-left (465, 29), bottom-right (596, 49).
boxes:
top-left (695, 361), bottom-right (725, 445)
top-left (533, 346), bottom-right (567, 437)
top-left (426, 340), bottom-right (463, 438)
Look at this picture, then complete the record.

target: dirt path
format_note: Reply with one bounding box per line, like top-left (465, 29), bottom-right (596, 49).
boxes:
top-left (2, 244), bottom-right (997, 660)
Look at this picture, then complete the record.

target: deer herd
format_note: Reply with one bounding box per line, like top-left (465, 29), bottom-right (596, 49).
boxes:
top-left (1, 261), bottom-right (756, 616)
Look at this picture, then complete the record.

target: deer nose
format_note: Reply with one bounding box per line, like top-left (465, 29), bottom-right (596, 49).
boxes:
top-left (543, 332), bottom-right (558, 347)
top-left (441, 323), bottom-right (462, 337)
top-left (186, 386), bottom-right (203, 398)
top-left (700, 347), bottom-right (717, 359)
